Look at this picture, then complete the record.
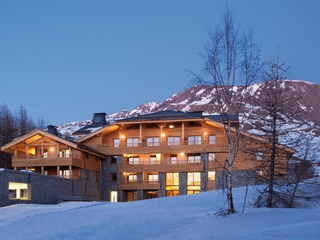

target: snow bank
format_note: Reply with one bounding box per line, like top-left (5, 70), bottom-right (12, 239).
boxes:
top-left (0, 186), bottom-right (319, 240)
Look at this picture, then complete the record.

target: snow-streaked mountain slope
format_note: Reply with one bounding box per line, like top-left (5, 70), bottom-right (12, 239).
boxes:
top-left (0, 185), bottom-right (319, 240)
top-left (57, 80), bottom-right (320, 137)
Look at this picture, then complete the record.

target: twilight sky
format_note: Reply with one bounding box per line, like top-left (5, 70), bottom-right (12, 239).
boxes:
top-left (0, 0), bottom-right (319, 125)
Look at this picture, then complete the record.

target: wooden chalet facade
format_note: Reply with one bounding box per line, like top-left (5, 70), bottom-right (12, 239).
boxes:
top-left (77, 110), bottom-right (294, 202)
top-left (0, 129), bottom-right (106, 206)
top-left (0, 110), bottom-right (294, 205)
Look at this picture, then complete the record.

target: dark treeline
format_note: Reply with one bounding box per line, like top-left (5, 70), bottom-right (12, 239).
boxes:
top-left (0, 103), bottom-right (46, 168)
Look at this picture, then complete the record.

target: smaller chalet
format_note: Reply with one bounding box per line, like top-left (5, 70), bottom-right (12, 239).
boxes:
top-left (0, 128), bottom-right (107, 207)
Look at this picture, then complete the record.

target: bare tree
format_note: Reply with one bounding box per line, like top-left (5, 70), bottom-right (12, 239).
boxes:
top-left (199, 6), bottom-right (261, 214)
top-left (15, 104), bottom-right (36, 137)
top-left (247, 58), bottom-right (311, 208)
top-left (0, 104), bottom-right (15, 168)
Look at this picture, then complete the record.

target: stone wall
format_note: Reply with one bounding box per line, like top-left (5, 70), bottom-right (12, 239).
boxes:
top-left (0, 169), bottom-right (102, 207)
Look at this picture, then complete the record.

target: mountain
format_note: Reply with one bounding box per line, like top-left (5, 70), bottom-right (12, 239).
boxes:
top-left (58, 80), bottom-right (320, 135)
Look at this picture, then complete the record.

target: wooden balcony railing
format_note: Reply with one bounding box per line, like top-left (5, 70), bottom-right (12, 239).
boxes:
top-left (12, 154), bottom-right (84, 168)
top-left (119, 161), bottom-right (204, 173)
top-left (96, 141), bottom-right (227, 155)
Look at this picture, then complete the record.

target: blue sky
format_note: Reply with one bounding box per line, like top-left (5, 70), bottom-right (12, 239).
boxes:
top-left (0, 0), bottom-right (319, 125)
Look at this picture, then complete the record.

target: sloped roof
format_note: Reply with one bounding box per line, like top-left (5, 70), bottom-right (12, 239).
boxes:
top-left (0, 129), bottom-right (107, 158)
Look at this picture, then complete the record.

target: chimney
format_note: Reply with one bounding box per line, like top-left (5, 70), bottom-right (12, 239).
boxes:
top-left (47, 125), bottom-right (59, 136)
top-left (91, 112), bottom-right (107, 127)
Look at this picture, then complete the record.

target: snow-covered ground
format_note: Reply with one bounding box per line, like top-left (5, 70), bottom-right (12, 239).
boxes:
top-left (0, 186), bottom-right (319, 240)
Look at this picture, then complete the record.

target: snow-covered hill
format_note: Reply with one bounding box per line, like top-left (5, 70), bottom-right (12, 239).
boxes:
top-left (58, 80), bottom-right (320, 134)
top-left (0, 185), bottom-right (319, 240)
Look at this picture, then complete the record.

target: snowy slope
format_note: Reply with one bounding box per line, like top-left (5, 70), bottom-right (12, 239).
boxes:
top-left (0, 186), bottom-right (319, 240)
top-left (57, 80), bottom-right (320, 136)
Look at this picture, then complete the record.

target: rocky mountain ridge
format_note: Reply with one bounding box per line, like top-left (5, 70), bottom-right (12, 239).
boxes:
top-left (58, 80), bottom-right (320, 138)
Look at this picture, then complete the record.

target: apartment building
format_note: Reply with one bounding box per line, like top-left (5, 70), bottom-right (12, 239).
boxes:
top-left (77, 110), bottom-right (293, 202)
top-left (0, 110), bottom-right (293, 205)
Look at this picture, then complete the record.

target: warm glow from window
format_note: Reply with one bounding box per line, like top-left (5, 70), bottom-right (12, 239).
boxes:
top-left (8, 182), bottom-right (30, 200)
top-left (156, 154), bottom-right (161, 160)
top-left (28, 148), bottom-right (36, 155)
top-left (208, 171), bottom-right (215, 181)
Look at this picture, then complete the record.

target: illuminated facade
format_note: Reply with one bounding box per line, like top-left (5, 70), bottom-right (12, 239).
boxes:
top-left (1, 110), bottom-right (293, 205)
top-left (77, 110), bottom-right (292, 202)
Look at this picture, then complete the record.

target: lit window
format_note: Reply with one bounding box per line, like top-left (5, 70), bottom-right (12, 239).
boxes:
top-left (110, 191), bottom-right (118, 202)
top-left (208, 171), bottom-right (215, 181)
top-left (147, 137), bottom-right (160, 146)
top-left (127, 138), bottom-right (139, 147)
top-left (150, 155), bottom-right (157, 164)
top-left (187, 172), bottom-right (201, 195)
top-left (128, 156), bottom-right (139, 165)
top-left (188, 136), bottom-right (202, 145)
top-left (128, 174), bottom-right (137, 182)
top-left (187, 154), bottom-right (201, 163)
top-left (209, 135), bottom-right (216, 144)
top-left (166, 172), bottom-right (179, 186)
top-left (8, 182), bottom-right (30, 200)
top-left (167, 136), bottom-right (180, 146)
top-left (114, 138), bottom-right (120, 147)
top-left (59, 170), bottom-right (71, 178)
top-left (148, 173), bottom-right (159, 183)
top-left (166, 172), bottom-right (179, 197)
top-left (208, 153), bottom-right (215, 161)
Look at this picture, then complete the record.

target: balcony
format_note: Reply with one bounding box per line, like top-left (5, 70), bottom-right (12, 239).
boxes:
top-left (97, 141), bottom-right (227, 155)
top-left (119, 180), bottom-right (160, 190)
top-left (119, 160), bottom-right (204, 173)
top-left (12, 154), bottom-right (84, 168)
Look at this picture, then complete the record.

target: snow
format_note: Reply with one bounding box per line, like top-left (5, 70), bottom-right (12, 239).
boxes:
top-left (195, 88), bottom-right (206, 96)
top-left (0, 186), bottom-right (319, 240)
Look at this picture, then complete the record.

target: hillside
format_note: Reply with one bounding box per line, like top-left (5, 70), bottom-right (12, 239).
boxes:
top-left (0, 185), bottom-right (319, 240)
top-left (58, 80), bottom-right (320, 135)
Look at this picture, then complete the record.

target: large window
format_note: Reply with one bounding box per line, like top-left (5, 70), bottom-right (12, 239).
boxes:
top-left (128, 156), bottom-right (139, 165)
top-left (167, 136), bottom-right (180, 146)
top-left (166, 172), bottom-right (179, 196)
top-left (147, 137), bottom-right (160, 146)
top-left (187, 172), bottom-right (201, 195)
top-left (187, 154), bottom-right (201, 163)
top-left (127, 138), bottom-right (139, 147)
top-left (188, 136), bottom-right (202, 145)
top-left (8, 182), bottom-right (30, 200)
